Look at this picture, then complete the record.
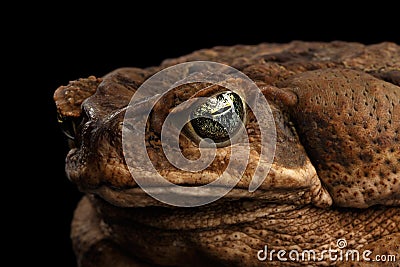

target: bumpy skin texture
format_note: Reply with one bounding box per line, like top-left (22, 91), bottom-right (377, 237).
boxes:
top-left (54, 41), bottom-right (400, 266)
top-left (280, 69), bottom-right (400, 208)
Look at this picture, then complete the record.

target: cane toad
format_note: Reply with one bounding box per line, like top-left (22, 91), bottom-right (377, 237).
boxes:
top-left (54, 41), bottom-right (400, 266)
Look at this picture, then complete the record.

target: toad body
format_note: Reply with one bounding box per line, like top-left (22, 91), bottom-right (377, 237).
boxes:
top-left (54, 41), bottom-right (400, 266)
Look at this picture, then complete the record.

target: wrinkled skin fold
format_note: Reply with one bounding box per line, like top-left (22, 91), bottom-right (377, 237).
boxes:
top-left (54, 41), bottom-right (400, 266)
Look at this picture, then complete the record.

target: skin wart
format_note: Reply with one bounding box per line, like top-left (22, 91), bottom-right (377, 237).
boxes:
top-left (54, 41), bottom-right (400, 266)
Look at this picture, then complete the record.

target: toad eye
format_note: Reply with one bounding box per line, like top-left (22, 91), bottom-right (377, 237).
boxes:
top-left (185, 91), bottom-right (246, 146)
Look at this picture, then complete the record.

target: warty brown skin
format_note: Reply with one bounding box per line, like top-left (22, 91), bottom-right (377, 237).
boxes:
top-left (55, 41), bottom-right (400, 266)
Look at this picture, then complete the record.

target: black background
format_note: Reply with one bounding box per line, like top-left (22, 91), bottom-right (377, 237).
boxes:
top-left (15, 5), bottom-right (398, 267)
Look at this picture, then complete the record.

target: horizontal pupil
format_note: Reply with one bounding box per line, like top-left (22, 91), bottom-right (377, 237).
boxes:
top-left (212, 106), bottom-right (231, 116)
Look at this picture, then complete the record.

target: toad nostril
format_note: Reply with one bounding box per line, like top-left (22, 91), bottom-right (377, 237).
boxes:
top-left (54, 76), bottom-right (101, 145)
top-left (57, 112), bottom-right (79, 141)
